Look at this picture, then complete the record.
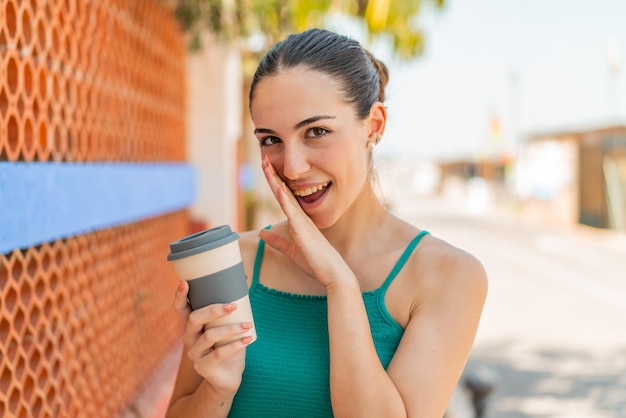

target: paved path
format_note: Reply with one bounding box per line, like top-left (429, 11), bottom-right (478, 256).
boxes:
top-left (391, 195), bottom-right (626, 418)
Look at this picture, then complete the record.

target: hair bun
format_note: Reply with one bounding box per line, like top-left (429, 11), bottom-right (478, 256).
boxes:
top-left (364, 50), bottom-right (389, 102)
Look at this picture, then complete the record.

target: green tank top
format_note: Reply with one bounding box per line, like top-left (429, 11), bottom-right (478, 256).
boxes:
top-left (228, 229), bottom-right (430, 417)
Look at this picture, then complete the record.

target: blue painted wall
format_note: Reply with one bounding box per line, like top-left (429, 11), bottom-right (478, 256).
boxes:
top-left (0, 162), bottom-right (196, 254)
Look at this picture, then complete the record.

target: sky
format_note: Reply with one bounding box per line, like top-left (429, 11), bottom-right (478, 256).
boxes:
top-left (361, 0), bottom-right (626, 160)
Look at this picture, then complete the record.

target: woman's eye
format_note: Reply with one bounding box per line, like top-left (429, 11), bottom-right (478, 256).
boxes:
top-left (260, 136), bottom-right (280, 147)
top-left (308, 127), bottom-right (329, 138)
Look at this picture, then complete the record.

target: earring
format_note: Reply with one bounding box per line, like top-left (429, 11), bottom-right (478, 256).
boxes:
top-left (368, 135), bottom-right (382, 150)
top-left (368, 134), bottom-right (382, 150)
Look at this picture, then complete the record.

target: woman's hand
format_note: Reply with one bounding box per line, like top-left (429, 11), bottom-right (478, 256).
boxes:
top-left (260, 156), bottom-right (354, 288)
top-left (173, 280), bottom-right (251, 395)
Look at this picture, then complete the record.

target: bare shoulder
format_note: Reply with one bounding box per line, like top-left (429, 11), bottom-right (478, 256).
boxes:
top-left (237, 221), bottom-right (288, 257)
top-left (412, 234), bottom-right (488, 304)
top-left (238, 229), bottom-right (262, 254)
top-left (234, 230), bottom-right (260, 284)
top-left (236, 223), bottom-right (289, 284)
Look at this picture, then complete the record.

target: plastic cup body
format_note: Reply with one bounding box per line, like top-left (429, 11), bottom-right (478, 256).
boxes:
top-left (167, 226), bottom-right (256, 344)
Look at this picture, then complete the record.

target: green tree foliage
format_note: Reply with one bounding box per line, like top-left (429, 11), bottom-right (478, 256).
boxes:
top-left (171, 0), bottom-right (445, 60)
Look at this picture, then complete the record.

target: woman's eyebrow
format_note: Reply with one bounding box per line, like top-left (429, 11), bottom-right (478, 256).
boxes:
top-left (254, 128), bottom-right (276, 135)
top-left (293, 115), bottom-right (335, 130)
top-left (254, 115), bottom-right (336, 135)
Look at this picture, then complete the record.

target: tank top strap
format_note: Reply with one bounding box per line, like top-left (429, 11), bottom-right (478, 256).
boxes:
top-left (251, 225), bottom-right (272, 288)
top-left (379, 230), bottom-right (430, 293)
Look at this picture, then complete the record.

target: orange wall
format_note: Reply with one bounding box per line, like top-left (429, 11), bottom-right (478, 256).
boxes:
top-left (0, 1), bottom-right (188, 416)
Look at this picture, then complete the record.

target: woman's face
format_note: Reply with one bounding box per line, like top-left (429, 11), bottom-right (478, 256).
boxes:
top-left (250, 68), bottom-right (375, 229)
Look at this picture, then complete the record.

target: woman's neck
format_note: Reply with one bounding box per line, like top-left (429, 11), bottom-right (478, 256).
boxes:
top-left (320, 183), bottom-right (390, 258)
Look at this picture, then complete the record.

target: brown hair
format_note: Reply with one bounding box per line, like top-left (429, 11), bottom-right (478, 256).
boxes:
top-left (249, 28), bottom-right (389, 120)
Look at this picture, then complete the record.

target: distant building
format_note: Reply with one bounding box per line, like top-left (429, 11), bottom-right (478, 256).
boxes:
top-left (437, 156), bottom-right (512, 216)
top-left (517, 125), bottom-right (626, 231)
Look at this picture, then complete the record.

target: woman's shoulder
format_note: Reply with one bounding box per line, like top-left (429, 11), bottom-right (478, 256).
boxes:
top-left (417, 233), bottom-right (484, 271)
top-left (237, 222), bottom-right (288, 250)
top-left (384, 216), bottom-right (486, 295)
top-left (379, 220), bottom-right (486, 326)
top-left (238, 229), bottom-right (262, 246)
top-left (409, 232), bottom-right (488, 302)
top-left (237, 222), bottom-right (289, 265)
top-left (237, 229), bottom-right (263, 263)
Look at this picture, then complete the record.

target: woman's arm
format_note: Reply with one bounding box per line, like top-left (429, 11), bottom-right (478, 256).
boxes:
top-left (327, 247), bottom-right (487, 417)
top-left (166, 281), bottom-right (253, 418)
top-left (325, 272), bottom-right (408, 417)
top-left (166, 355), bottom-right (234, 418)
top-left (395, 250), bottom-right (487, 416)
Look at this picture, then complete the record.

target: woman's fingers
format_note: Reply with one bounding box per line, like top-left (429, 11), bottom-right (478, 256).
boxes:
top-left (192, 342), bottom-right (248, 393)
top-left (263, 157), bottom-right (300, 214)
top-left (263, 157), bottom-right (286, 207)
top-left (187, 321), bottom-right (253, 361)
top-left (173, 280), bottom-right (191, 317)
top-left (183, 303), bottom-right (236, 347)
top-left (262, 156), bottom-right (316, 232)
top-left (189, 302), bottom-right (237, 325)
top-left (258, 228), bottom-right (291, 255)
top-left (261, 156), bottom-right (334, 278)
top-left (277, 182), bottom-right (309, 224)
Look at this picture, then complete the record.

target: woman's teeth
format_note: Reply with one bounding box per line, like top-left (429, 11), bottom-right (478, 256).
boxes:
top-left (292, 181), bottom-right (330, 197)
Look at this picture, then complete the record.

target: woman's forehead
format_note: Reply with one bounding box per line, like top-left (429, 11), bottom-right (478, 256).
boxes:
top-left (255, 67), bottom-right (341, 94)
top-left (251, 69), bottom-right (348, 123)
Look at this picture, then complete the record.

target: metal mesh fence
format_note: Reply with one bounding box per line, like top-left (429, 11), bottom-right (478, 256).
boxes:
top-left (0, 0), bottom-right (185, 162)
top-left (1, 0), bottom-right (188, 416)
top-left (0, 212), bottom-right (187, 417)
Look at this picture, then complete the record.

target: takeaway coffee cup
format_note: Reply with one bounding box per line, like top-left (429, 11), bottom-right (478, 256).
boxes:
top-left (167, 225), bottom-right (256, 344)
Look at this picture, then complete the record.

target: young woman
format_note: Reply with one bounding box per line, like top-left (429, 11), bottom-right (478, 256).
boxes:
top-left (167, 28), bottom-right (487, 418)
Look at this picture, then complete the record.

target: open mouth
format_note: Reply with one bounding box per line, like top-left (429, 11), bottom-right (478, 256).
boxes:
top-left (292, 181), bottom-right (331, 204)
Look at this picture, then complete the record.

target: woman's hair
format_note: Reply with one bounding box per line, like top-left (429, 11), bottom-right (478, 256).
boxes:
top-left (249, 28), bottom-right (389, 119)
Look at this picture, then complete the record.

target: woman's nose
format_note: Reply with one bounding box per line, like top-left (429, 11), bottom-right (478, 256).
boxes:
top-left (281, 143), bottom-right (310, 180)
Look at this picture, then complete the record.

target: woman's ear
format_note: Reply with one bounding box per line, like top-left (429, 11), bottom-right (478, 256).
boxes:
top-left (367, 102), bottom-right (387, 142)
